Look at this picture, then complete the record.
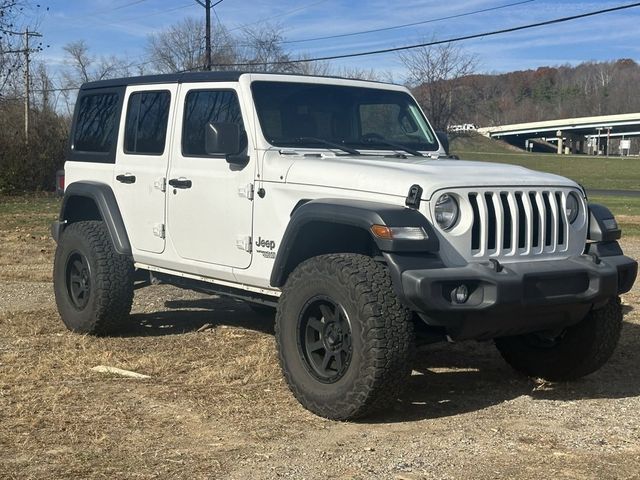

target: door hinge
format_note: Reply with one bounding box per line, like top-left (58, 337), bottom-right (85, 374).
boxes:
top-left (154, 177), bottom-right (166, 192)
top-left (153, 223), bottom-right (166, 239)
top-left (236, 235), bottom-right (252, 253)
top-left (238, 183), bottom-right (254, 200)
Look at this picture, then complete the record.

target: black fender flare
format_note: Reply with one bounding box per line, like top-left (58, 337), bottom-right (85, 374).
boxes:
top-left (54, 181), bottom-right (132, 256)
top-left (588, 203), bottom-right (621, 242)
top-left (270, 198), bottom-right (439, 287)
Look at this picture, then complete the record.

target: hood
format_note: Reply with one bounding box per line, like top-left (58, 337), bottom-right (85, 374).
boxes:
top-left (283, 154), bottom-right (579, 200)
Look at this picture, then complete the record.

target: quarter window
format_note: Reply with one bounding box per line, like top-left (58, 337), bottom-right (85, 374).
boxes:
top-left (73, 92), bottom-right (120, 153)
top-left (124, 91), bottom-right (171, 155)
top-left (182, 90), bottom-right (245, 156)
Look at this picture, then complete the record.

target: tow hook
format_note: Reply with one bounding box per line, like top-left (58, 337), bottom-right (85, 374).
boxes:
top-left (489, 258), bottom-right (503, 272)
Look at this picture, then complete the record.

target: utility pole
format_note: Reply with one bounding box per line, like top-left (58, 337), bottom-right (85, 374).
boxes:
top-left (1, 27), bottom-right (42, 143)
top-left (195, 0), bottom-right (223, 71)
top-left (205, 0), bottom-right (212, 70)
top-left (22, 28), bottom-right (42, 144)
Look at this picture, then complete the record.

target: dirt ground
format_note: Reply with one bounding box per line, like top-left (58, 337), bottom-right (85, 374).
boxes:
top-left (1, 200), bottom-right (639, 480)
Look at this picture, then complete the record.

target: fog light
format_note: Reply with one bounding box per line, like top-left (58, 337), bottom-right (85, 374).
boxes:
top-left (453, 284), bottom-right (469, 304)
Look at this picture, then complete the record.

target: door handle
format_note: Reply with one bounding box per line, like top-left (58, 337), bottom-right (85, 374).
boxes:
top-left (168, 178), bottom-right (192, 189)
top-left (116, 174), bottom-right (136, 184)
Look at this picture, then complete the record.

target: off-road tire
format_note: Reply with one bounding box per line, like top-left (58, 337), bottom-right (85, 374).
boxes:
top-left (495, 297), bottom-right (623, 381)
top-left (276, 254), bottom-right (414, 420)
top-left (54, 221), bottom-right (134, 335)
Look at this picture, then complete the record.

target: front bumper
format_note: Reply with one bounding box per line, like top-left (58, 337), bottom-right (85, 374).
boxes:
top-left (385, 249), bottom-right (637, 340)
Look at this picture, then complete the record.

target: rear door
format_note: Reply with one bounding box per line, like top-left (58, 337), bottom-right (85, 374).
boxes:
top-left (165, 83), bottom-right (255, 269)
top-left (113, 84), bottom-right (177, 254)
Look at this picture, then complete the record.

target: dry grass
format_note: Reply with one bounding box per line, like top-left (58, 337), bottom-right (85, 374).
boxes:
top-left (1, 196), bottom-right (639, 479)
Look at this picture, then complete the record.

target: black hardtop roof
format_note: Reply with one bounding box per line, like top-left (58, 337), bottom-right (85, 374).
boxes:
top-left (80, 71), bottom-right (247, 90)
top-left (80, 70), bottom-right (396, 91)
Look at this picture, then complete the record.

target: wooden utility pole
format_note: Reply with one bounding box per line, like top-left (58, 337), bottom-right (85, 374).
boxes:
top-left (22, 28), bottom-right (42, 144)
top-left (205, 0), bottom-right (212, 71)
top-left (195, 0), bottom-right (223, 71)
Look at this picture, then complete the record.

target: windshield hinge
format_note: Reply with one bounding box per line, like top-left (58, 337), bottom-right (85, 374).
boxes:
top-left (236, 235), bottom-right (252, 253)
top-left (405, 184), bottom-right (423, 209)
top-left (154, 177), bottom-right (166, 192)
top-left (239, 183), bottom-right (254, 200)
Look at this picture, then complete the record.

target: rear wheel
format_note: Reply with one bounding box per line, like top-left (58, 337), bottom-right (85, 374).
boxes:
top-left (54, 221), bottom-right (134, 335)
top-left (276, 254), bottom-right (414, 420)
top-left (495, 298), bottom-right (623, 381)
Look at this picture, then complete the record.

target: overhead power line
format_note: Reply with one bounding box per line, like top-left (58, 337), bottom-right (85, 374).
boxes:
top-left (226, 0), bottom-right (331, 33)
top-left (1, 27), bottom-right (26, 36)
top-left (107, 0), bottom-right (151, 13)
top-left (211, 1), bottom-right (640, 67)
top-left (282, 0), bottom-right (536, 45)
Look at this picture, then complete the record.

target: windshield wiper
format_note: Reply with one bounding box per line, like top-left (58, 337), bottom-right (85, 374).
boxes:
top-left (363, 138), bottom-right (424, 157)
top-left (297, 137), bottom-right (361, 156)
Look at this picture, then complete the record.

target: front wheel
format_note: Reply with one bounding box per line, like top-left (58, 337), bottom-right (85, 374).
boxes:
top-left (276, 254), bottom-right (414, 420)
top-left (495, 297), bottom-right (623, 381)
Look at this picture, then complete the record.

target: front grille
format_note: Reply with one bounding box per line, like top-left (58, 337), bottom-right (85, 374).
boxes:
top-left (468, 190), bottom-right (570, 257)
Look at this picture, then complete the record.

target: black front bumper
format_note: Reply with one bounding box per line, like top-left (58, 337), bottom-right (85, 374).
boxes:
top-left (385, 247), bottom-right (637, 341)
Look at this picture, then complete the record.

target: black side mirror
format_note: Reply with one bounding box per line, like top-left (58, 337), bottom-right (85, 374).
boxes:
top-left (436, 131), bottom-right (450, 155)
top-left (205, 122), bottom-right (248, 164)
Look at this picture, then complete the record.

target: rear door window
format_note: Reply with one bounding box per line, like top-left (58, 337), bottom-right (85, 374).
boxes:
top-left (124, 90), bottom-right (171, 155)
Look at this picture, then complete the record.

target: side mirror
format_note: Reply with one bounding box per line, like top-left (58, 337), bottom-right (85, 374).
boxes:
top-left (205, 122), bottom-right (247, 164)
top-left (436, 131), bottom-right (450, 155)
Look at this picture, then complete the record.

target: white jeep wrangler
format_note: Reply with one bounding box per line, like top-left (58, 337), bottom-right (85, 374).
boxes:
top-left (52, 72), bottom-right (637, 420)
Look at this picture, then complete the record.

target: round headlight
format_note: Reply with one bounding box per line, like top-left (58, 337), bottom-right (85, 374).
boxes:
top-left (566, 192), bottom-right (580, 224)
top-left (435, 194), bottom-right (459, 231)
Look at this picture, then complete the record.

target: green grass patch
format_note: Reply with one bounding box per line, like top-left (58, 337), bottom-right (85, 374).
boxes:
top-left (0, 194), bottom-right (60, 215)
top-left (0, 195), bottom-right (61, 234)
top-left (620, 222), bottom-right (640, 238)
top-left (450, 133), bottom-right (519, 154)
top-left (589, 195), bottom-right (640, 217)
top-left (453, 150), bottom-right (640, 191)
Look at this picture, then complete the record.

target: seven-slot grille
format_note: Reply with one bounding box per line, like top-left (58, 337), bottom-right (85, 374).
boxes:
top-left (468, 190), bottom-right (571, 257)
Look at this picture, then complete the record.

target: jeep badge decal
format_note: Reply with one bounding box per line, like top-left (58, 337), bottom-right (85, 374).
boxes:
top-left (255, 237), bottom-right (276, 259)
top-left (255, 237), bottom-right (276, 250)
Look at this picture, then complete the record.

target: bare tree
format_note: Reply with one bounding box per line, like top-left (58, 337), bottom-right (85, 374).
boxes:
top-left (1, 1), bottom-right (25, 96)
top-left (399, 42), bottom-right (477, 130)
top-left (63, 40), bottom-right (134, 85)
top-left (146, 17), bottom-right (237, 73)
top-left (289, 55), bottom-right (332, 77)
top-left (334, 66), bottom-right (384, 82)
top-left (60, 40), bottom-right (135, 115)
top-left (238, 23), bottom-right (297, 73)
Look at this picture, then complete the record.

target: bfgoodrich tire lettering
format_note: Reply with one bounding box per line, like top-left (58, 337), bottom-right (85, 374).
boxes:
top-left (54, 221), bottom-right (134, 335)
top-left (275, 254), bottom-right (414, 420)
top-left (495, 297), bottom-right (623, 381)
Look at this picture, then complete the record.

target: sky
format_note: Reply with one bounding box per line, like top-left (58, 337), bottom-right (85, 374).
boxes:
top-left (32, 0), bottom-right (640, 83)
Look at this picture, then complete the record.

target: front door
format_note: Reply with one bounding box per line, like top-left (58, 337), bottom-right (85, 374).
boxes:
top-left (166, 83), bottom-right (254, 269)
top-left (113, 85), bottom-right (177, 254)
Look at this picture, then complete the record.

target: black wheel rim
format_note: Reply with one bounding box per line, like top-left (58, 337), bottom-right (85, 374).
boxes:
top-left (65, 250), bottom-right (91, 310)
top-left (298, 295), bottom-right (353, 383)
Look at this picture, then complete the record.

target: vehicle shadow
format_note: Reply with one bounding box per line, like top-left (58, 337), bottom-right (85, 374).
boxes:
top-left (370, 317), bottom-right (640, 424)
top-left (122, 295), bottom-right (275, 337)
top-left (120, 295), bottom-right (640, 424)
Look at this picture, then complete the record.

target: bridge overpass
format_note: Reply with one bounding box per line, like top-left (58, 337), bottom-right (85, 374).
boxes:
top-left (478, 113), bottom-right (640, 155)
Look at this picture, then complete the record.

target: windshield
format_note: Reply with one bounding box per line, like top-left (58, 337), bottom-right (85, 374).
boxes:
top-left (251, 81), bottom-right (439, 153)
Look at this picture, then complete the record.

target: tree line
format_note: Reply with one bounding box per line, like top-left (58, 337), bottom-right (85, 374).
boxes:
top-left (456, 59), bottom-right (640, 127)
